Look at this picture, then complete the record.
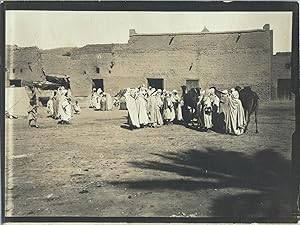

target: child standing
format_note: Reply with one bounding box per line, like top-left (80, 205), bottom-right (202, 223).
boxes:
top-left (73, 100), bottom-right (81, 114)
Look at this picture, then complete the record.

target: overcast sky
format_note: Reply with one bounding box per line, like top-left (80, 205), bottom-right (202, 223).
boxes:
top-left (6, 11), bottom-right (292, 53)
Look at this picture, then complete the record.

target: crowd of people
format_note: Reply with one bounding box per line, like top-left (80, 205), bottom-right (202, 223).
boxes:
top-left (25, 83), bottom-right (248, 136)
top-left (88, 88), bottom-right (113, 111)
top-left (45, 86), bottom-right (81, 125)
top-left (125, 84), bottom-right (184, 129)
top-left (28, 86), bottom-right (114, 127)
top-left (124, 85), bottom-right (247, 136)
top-left (197, 87), bottom-right (246, 135)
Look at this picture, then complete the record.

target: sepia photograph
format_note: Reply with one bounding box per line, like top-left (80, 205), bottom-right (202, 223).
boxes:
top-left (3, 5), bottom-right (299, 220)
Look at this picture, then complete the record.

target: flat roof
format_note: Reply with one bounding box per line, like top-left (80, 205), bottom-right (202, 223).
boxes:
top-left (130, 29), bottom-right (267, 37)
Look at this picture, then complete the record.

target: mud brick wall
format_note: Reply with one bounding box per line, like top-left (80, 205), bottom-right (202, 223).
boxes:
top-left (5, 46), bottom-right (44, 85)
top-left (271, 52), bottom-right (291, 99)
top-left (112, 29), bottom-right (273, 101)
top-left (69, 46), bottom-right (113, 96)
top-left (5, 26), bottom-right (273, 101)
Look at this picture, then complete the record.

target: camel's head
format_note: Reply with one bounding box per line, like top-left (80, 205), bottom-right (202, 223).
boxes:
top-left (235, 86), bottom-right (242, 92)
top-left (195, 87), bottom-right (201, 95)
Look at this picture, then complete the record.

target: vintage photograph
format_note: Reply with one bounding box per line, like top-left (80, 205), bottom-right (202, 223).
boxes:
top-left (4, 10), bottom-right (296, 218)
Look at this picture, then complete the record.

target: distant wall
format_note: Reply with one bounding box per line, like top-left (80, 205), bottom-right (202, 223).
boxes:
top-left (271, 52), bottom-right (292, 99)
top-left (5, 46), bottom-right (43, 85)
top-left (112, 29), bottom-right (273, 101)
top-left (5, 26), bottom-right (273, 101)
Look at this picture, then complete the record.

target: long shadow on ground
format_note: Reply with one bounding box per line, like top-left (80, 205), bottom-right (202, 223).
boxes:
top-left (109, 147), bottom-right (292, 218)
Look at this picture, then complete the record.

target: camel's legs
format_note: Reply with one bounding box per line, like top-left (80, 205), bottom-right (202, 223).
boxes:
top-left (244, 110), bottom-right (250, 132)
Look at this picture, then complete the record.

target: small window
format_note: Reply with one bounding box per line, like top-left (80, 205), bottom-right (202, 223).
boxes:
top-left (96, 67), bottom-right (100, 74)
top-left (285, 63), bottom-right (291, 69)
top-left (110, 62), bottom-right (115, 69)
top-left (10, 79), bottom-right (21, 87)
top-left (186, 80), bottom-right (199, 91)
top-left (83, 71), bottom-right (87, 75)
top-left (92, 79), bottom-right (104, 91)
top-left (13, 69), bottom-right (15, 73)
top-left (147, 78), bottom-right (164, 90)
top-left (20, 69), bottom-right (23, 73)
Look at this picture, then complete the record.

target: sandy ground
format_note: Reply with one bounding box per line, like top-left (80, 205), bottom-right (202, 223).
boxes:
top-left (5, 101), bottom-right (295, 218)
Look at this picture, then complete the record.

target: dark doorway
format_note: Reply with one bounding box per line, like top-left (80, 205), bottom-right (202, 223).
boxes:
top-left (92, 79), bottom-right (104, 91)
top-left (186, 79), bottom-right (199, 91)
top-left (147, 78), bottom-right (164, 90)
top-left (9, 79), bottom-right (21, 87)
top-left (277, 79), bottom-right (291, 100)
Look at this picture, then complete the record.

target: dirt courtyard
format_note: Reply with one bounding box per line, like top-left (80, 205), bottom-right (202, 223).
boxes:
top-left (5, 101), bottom-right (295, 218)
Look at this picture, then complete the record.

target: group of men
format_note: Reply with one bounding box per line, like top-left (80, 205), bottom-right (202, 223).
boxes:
top-left (28, 82), bottom-right (247, 135)
top-left (125, 85), bottom-right (247, 135)
top-left (88, 88), bottom-right (113, 111)
top-left (125, 84), bottom-right (183, 129)
top-left (196, 87), bottom-right (246, 135)
top-left (46, 86), bottom-right (81, 125)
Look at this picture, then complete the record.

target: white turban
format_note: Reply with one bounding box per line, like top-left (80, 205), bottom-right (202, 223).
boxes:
top-left (222, 90), bottom-right (228, 95)
top-left (97, 88), bottom-right (103, 94)
top-left (231, 90), bottom-right (239, 99)
top-left (62, 90), bottom-right (68, 95)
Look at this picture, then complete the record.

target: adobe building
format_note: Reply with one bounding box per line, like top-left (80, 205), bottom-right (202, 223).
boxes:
top-left (5, 24), bottom-right (275, 101)
top-left (272, 52), bottom-right (292, 100)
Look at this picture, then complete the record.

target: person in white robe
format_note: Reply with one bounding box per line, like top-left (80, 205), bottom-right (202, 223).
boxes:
top-left (169, 92), bottom-right (176, 122)
top-left (136, 89), bottom-right (149, 127)
top-left (52, 91), bottom-right (59, 119)
top-left (147, 86), bottom-right (153, 96)
top-left (155, 91), bottom-right (164, 126)
top-left (156, 89), bottom-right (162, 98)
top-left (196, 90), bottom-right (205, 128)
top-left (162, 90), bottom-right (167, 100)
top-left (210, 88), bottom-right (220, 113)
top-left (89, 88), bottom-right (96, 108)
top-left (203, 90), bottom-right (213, 130)
top-left (156, 89), bottom-right (163, 115)
top-left (94, 88), bottom-right (103, 111)
top-left (125, 88), bottom-right (140, 129)
top-left (228, 90), bottom-right (246, 135)
top-left (219, 90), bottom-right (230, 134)
top-left (94, 92), bottom-right (101, 111)
top-left (46, 93), bottom-right (54, 117)
top-left (172, 90), bottom-right (183, 122)
top-left (163, 92), bottom-right (175, 124)
top-left (94, 88), bottom-right (102, 109)
top-left (148, 88), bottom-right (163, 127)
top-left (101, 93), bottom-right (107, 111)
top-left (106, 93), bottom-right (113, 111)
top-left (67, 89), bottom-right (72, 99)
top-left (56, 87), bottom-right (64, 119)
top-left (59, 91), bottom-right (72, 124)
